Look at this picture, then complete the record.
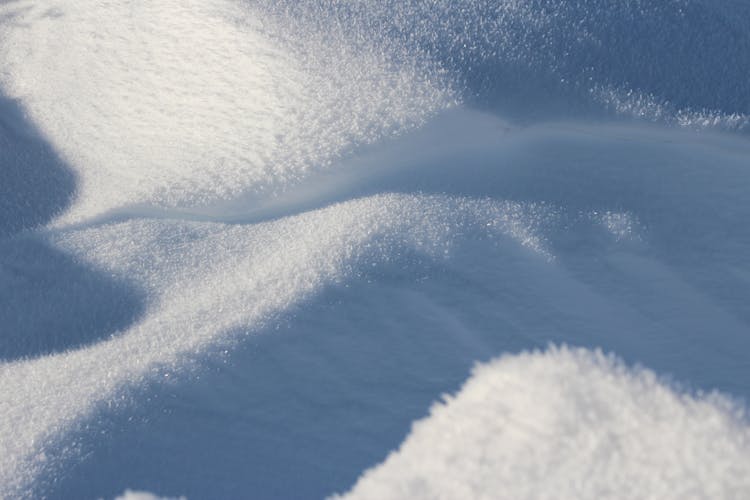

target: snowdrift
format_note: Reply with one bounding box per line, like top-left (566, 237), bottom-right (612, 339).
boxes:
top-left (336, 348), bottom-right (750, 500)
top-left (1, 0), bottom-right (749, 498)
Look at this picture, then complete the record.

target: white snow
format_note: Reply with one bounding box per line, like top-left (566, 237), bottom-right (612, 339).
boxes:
top-left (2, 115), bottom-right (748, 497)
top-left (112, 490), bottom-right (185, 500)
top-left (0, 192), bottom-right (551, 496)
top-left (0, 0), bottom-right (451, 224)
top-left (335, 347), bottom-right (750, 500)
top-left (1, 0), bottom-right (749, 498)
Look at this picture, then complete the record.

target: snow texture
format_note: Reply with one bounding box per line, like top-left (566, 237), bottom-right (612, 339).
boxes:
top-left (113, 490), bottom-right (185, 500)
top-left (1, 0), bottom-right (749, 498)
top-left (336, 347), bottom-right (750, 500)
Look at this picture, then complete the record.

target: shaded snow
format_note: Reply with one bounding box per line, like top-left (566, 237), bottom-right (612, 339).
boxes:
top-left (1, 0), bottom-right (749, 498)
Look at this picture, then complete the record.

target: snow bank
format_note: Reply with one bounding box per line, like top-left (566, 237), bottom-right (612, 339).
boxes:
top-left (336, 347), bottom-right (750, 500)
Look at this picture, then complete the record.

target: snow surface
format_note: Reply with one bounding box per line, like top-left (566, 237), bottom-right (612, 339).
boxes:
top-left (335, 347), bottom-right (750, 500)
top-left (1, 0), bottom-right (749, 498)
top-left (113, 491), bottom-right (185, 500)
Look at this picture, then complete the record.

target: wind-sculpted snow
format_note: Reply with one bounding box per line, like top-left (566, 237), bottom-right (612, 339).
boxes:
top-left (336, 347), bottom-right (750, 500)
top-left (1, 0), bottom-right (750, 498)
top-left (0, 92), bottom-right (75, 236)
top-left (0, 193), bottom-right (550, 497)
top-left (254, 0), bottom-right (750, 129)
top-left (4, 118), bottom-right (750, 498)
top-left (0, 0), bottom-right (452, 223)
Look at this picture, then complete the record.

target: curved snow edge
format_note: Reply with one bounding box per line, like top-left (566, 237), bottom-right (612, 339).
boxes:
top-left (333, 346), bottom-right (750, 500)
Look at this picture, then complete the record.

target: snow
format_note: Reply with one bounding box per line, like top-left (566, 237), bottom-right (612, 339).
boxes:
top-left (335, 347), bottom-right (750, 500)
top-left (1, 0), bottom-right (749, 498)
top-left (0, 0), bottom-right (451, 225)
top-left (112, 490), bottom-right (185, 500)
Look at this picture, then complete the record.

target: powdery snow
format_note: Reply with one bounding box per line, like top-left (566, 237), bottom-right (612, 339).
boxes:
top-left (0, 0), bottom-right (451, 224)
top-left (1, 0), bottom-right (749, 498)
top-left (336, 347), bottom-right (750, 500)
top-left (113, 490), bottom-right (185, 500)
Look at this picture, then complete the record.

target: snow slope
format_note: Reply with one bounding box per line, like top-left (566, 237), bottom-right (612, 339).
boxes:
top-left (1, 1), bottom-right (749, 498)
top-left (336, 348), bottom-right (750, 500)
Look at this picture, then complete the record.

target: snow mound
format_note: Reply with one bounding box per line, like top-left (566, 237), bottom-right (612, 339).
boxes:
top-left (336, 347), bottom-right (750, 500)
top-left (0, 193), bottom-right (548, 498)
top-left (0, 0), bottom-right (450, 224)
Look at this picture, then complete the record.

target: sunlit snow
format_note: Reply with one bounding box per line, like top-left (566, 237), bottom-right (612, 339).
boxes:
top-left (1, 0), bottom-right (749, 498)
